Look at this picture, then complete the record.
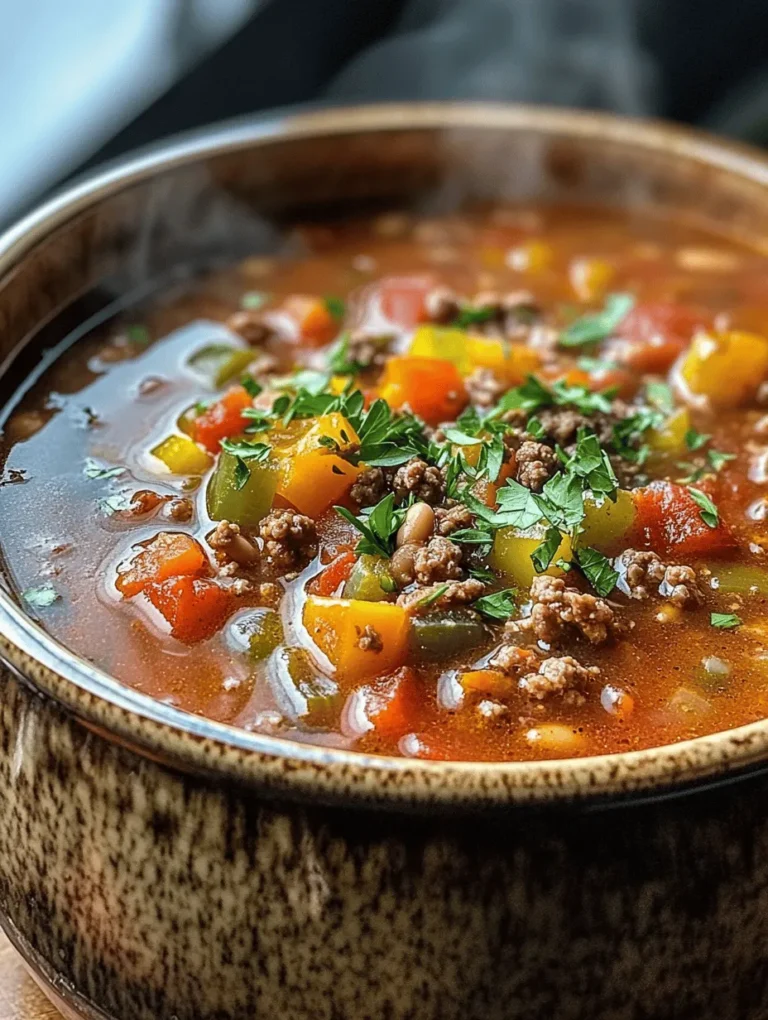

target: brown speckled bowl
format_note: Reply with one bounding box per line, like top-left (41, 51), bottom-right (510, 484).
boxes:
top-left (3, 104), bottom-right (768, 1020)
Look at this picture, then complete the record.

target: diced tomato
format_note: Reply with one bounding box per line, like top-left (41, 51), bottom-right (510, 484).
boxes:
top-left (308, 551), bottom-right (357, 597)
top-left (144, 576), bottom-right (233, 643)
top-left (283, 295), bottom-right (338, 345)
top-left (541, 366), bottom-right (592, 388)
top-left (193, 386), bottom-right (253, 452)
top-left (378, 276), bottom-right (434, 329)
top-left (584, 367), bottom-right (639, 399)
top-left (116, 533), bottom-right (208, 598)
top-left (611, 302), bottom-right (710, 373)
top-left (378, 356), bottom-right (467, 425)
top-left (631, 481), bottom-right (735, 558)
top-left (356, 667), bottom-right (419, 737)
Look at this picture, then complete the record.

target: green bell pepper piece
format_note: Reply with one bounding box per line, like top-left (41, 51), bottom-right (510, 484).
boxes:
top-left (342, 555), bottom-right (395, 601)
top-left (187, 343), bottom-right (253, 388)
top-left (709, 563), bottom-right (768, 596)
top-left (271, 647), bottom-right (342, 728)
top-left (409, 610), bottom-right (489, 662)
top-left (206, 449), bottom-right (279, 528)
top-left (246, 609), bottom-right (284, 661)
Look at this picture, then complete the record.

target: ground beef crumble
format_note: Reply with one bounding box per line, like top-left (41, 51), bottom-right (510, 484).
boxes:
top-left (465, 367), bottom-right (505, 408)
top-left (510, 574), bottom-right (618, 646)
top-left (258, 509), bottom-right (317, 570)
top-left (413, 536), bottom-right (463, 585)
top-left (434, 503), bottom-right (473, 536)
top-left (515, 440), bottom-right (557, 491)
top-left (397, 578), bottom-right (485, 613)
top-left (356, 624), bottom-right (383, 652)
top-left (519, 656), bottom-right (599, 703)
top-left (619, 549), bottom-right (703, 608)
top-left (350, 466), bottom-right (389, 507)
top-left (392, 458), bottom-right (445, 505)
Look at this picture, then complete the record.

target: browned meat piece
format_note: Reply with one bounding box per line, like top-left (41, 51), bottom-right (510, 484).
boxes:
top-left (515, 440), bottom-right (557, 491)
top-left (513, 575), bottom-right (618, 646)
top-left (397, 578), bottom-right (485, 613)
top-left (488, 644), bottom-right (539, 676)
top-left (164, 497), bottom-right (194, 523)
top-left (259, 509), bottom-right (317, 570)
top-left (208, 520), bottom-right (260, 568)
top-left (356, 625), bottom-right (383, 652)
top-left (413, 537), bottom-right (463, 585)
top-left (619, 549), bottom-right (702, 607)
top-left (392, 457), bottom-right (445, 505)
top-left (519, 656), bottom-right (600, 701)
top-left (661, 564), bottom-right (704, 608)
top-left (535, 407), bottom-right (590, 447)
top-left (350, 467), bottom-right (389, 507)
top-left (620, 549), bottom-right (666, 600)
top-left (465, 367), bottom-right (505, 408)
top-left (434, 503), bottom-right (473, 536)
top-left (226, 309), bottom-right (275, 345)
top-left (346, 329), bottom-right (393, 369)
top-left (424, 285), bottom-right (460, 324)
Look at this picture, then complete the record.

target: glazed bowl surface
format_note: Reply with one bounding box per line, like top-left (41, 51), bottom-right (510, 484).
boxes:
top-left (3, 103), bottom-right (768, 808)
top-left (3, 104), bottom-right (768, 1020)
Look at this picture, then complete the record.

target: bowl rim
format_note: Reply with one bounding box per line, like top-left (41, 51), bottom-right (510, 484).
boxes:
top-left (4, 100), bottom-right (768, 810)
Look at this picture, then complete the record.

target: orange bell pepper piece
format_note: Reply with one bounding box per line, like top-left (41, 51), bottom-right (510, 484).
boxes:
top-left (116, 533), bottom-right (208, 598)
top-left (354, 667), bottom-right (419, 737)
top-left (304, 596), bottom-right (409, 683)
top-left (283, 295), bottom-right (339, 345)
top-left (193, 386), bottom-right (253, 452)
top-left (144, 576), bottom-right (233, 643)
top-left (378, 356), bottom-right (467, 425)
top-left (308, 551), bottom-right (357, 597)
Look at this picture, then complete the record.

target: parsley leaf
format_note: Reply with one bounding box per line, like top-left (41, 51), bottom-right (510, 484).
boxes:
top-left (526, 415), bottom-right (545, 440)
top-left (708, 449), bottom-right (735, 472)
top-left (453, 305), bottom-right (495, 329)
top-left (99, 493), bottom-right (134, 515)
top-left (444, 428), bottom-right (483, 447)
top-left (645, 380), bottom-right (675, 415)
top-left (240, 375), bottom-right (262, 399)
top-left (328, 333), bottom-right (363, 375)
top-left (334, 493), bottom-right (405, 557)
top-left (496, 375), bottom-right (552, 413)
top-left (559, 293), bottom-right (634, 347)
top-left (83, 458), bottom-right (125, 481)
top-left (577, 356), bottom-right (619, 373)
top-left (576, 547), bottom-right (619, 597)
top-left (687, 486), bottom-right (719, 528)
top-left (533, 472), bottom-right (585, 532)
top-left (711, 612), bottom-right (742, 630)
top-left (685, 428), bottom-right (711, 451)
top-left (469, 564), bottom-right (497, 584)
top-left (449, 528), bottom-right (494, 547)
top-left (22, 582), bottom-right (60, 609)
top-left (474, 588), bottom-right (518, 621)
top-left (530, 526), bottom-right (563, 573)
top-left (415, 584), bottom-right (449, 609)
top-left (220, 439), bottom-right (272, 491)
top-left (126, 324), bottom-right (150, 346)
top-left (324, 296), bottom-right (346, 321)
top-left (241, 290), bottom-right (268, 310)
top-left (495, 479), bottom-right (543, 530)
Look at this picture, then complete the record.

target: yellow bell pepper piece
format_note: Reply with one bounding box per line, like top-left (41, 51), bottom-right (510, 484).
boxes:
top-left (490, 526), bottom-right (572, 588)
top-left (460, 669), bottom-right (515, 697)
top-left (269, 413), bottom-right (362, 518)
top-left (569, 257), bottom-right (615, 302)
top-left (504, 344), bottom-right (542, 385)
top-left (151, 434), bottom-right (212, 475)
top-left (577, 491), bottom-right (637, 554)
top-left (303, 596), bottom-right (409, 682)
top-left (409, 325), bottom-right (540, 386)
top-left (409, 325), bottom-right (473, 373)
top-left (679, 329), bottom-right (768, 407)
top-left (647, 408), bottom-right (691, 455)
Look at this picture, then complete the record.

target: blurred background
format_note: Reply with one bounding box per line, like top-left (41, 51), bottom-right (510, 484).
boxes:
top-left (4, 0), bottom-right (768, 229)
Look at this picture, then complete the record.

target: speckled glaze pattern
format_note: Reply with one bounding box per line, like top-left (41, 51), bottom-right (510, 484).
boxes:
top-left (4, 664), bottom-right (768, 1020)
top-left (4, 105), bottom-right (768, 1018)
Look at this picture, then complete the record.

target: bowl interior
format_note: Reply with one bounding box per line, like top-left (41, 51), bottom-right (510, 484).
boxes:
top-left (3, 103), bottom-right (768, 806)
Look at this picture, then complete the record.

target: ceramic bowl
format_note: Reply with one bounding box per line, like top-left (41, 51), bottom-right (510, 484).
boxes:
top-left (2, 104), bottom-right (768, 1020)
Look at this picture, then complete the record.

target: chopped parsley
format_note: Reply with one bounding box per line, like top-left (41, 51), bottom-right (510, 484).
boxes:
top-left (324, 295), bottom-right (346, 321)
top-left (559, 293), bottom-right (634, 347)
top-left (576, 547), bottom-right (619, 597)
top-left (241, 375), bottom-right (262, 398)
top-left (219, 439), bottom-right (272, 490)
top-left (685, 428), bottom-right (711, 451)
top-left (645, 380), bottom-right (675, 415)
top-left (334, 494), bottom-right (406, 558)
top-left (99, 493), bottom-right (134, 515)
top-left (22, 582), bottom-right (60, 609)
top-left (328, 333), bottom-right (363, 375)
top-left (473, 588), bottom-right (518, 621)
top-left (453, 304), bottom-right (495, 329)
top-left (414, 584), bottom-right (449, 609)
top-left (708, 449), bottom-right (735, 472)
top-left (240, 290), bottom-right (268, 310)
top-left (687, 486), bottom-right (719, 528)
top-left (83, 458), bottom-right (125, 481)
top-left (530, 526), bottom-right (563, 573)
top-left (711, 612), bottom-right (742, 630)
top-left (125, 324), bottom-right (150, 346)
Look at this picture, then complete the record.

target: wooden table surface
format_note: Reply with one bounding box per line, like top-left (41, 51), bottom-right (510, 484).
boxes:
top-left (0, 931), bottom-right (62, 1020)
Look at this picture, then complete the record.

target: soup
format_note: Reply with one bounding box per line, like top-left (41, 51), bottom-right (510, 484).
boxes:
top-left (3, 204), bottom-right (768, 762)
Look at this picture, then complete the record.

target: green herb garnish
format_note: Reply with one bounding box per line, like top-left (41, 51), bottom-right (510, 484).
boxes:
top-left (576, 547), bottom-right (619, 597)
top-left (473, 588), bottom-right (518, 621)
top-left (22, 582), bottom-right (60, 609)
top-left (687, 486), bottom-right (719, 528)
top-left (711, 612), bottom-right (742, 630)
top-left (559, 293), bottom-right (634, 347)
top-left (83, 458), bottom-right (125, 481)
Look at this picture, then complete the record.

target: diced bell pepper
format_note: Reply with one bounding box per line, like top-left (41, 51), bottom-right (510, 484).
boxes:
top-left (186, 344), bottom-right (253, 389)
top-left (707, 563), bottom-right (768, 595)
top-left (408, 610), bottom-right (489, 662)
top-left (459, 669), bottom-right (515, 697)
top-left (632, 481), bottom-right (735, 558)
top-left (193, 386), bottom-right (253, 452)
top-left (245, 608), bottom-right (284, 661)
top-left (144, 576), bottom-right (232, 643)
top-left (647, 408), bottom-right (691, 456)
top-left (270, 646), bottom-right (342, 727)
top-left (491, 525), bottom-right (572, 588)
top-left (342, 555), bottom-right (395, 601)
top-left (283, 295), bottom-right (339, 345)
top-left (303, 596), bottom-right (409, 683)
top-left (577, 490), bottom-right (636, 554)
top-left (116, 532), bottom-right (207, 598)
top-left (150, 434), bottom-right (212, 475)
top-left (679, 329), bottom-right (768, 407)
top-left (378, 356), bottom-right (467, 425)
top-left (206, 448), bottom-right (280, 528)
